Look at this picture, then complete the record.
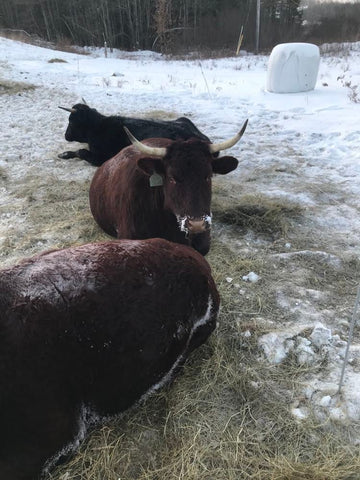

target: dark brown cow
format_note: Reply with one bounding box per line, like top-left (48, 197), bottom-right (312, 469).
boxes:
top-left (89, 120), bottom-right (248, 255)
top-left (0, 238), bottom-right (219, 480)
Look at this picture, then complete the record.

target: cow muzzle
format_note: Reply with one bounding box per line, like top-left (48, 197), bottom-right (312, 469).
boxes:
top-left (177, 215), bottom-right (212, 236)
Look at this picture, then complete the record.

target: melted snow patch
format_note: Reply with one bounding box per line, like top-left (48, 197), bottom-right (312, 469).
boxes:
top-left (242, 271), bottom-right (261, 283)
top-left (258, 322), bottom-right (345, 366)
top-left (259, 322), bottom-right (360, 425)
top-left (272, 250), bottom-right (343, 269)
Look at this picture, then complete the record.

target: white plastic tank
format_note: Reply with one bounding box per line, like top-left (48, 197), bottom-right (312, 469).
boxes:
top-left (266, 42), bottom-right (320, 93)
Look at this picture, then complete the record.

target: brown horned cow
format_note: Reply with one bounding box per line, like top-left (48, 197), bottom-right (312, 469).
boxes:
top-left (0, 238), bottom-right (219, 480)
top-left (89, 120), bottom-right (248, 255)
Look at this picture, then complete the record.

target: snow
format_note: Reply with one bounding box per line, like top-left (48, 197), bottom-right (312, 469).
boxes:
top-left (1, 37), bottom-right (360, 432)
top-left (242, 271), bottom-right (261, 283)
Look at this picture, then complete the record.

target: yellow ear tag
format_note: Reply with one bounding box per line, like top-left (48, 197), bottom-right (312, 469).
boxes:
top-left (149, 173), bottom-right (163, 187)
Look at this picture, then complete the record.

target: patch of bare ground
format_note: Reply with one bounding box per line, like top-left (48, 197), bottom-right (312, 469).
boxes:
top-left (48, 58), bottom-right (68, 63)
top-left (142, 109), bottom-right (179, 120)
top-left (0, 170), bottom-right (103, 267)
top-left (212, 192), bottom-right (302, 239)
top-left (0, 78), bottom-right (36, 95)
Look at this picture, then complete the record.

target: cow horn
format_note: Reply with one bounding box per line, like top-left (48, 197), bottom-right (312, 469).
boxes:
top-left (58, 106), bottom-right (76, 113)
top-left (209, 119), bottom-right (248, 154)
top-left (124, 127), bottom-right (166, 158)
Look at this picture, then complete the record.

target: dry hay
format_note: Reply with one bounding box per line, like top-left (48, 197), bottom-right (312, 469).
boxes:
top-left (0, 170), bottom-right (103, 266)
top-left (48, 58), bottom-right (68, 63)
top-left (212, 189), bottom-right (302, 239)
top-left (0, 78), bottom-right (36, 95)
top-left (142, 109), bottom-right (179, 120)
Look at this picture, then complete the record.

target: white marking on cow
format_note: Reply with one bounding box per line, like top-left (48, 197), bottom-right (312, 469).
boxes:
top-left (178, 215), bottom-right (188, 234)
top-left (176, 214), bottom-right (212, 234)
top-left (141, 295), bottom-right (214, 400)
top-left (204, 214), bottom-right (212, 226)
top-left (42, 404), bottom-right (102, 475)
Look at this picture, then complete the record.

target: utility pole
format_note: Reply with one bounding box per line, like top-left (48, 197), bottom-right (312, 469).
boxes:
top-left (255, 0), bottom-right (261, 54)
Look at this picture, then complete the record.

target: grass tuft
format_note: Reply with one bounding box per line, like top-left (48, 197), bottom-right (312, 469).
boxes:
top-left (48, 58), bottom-right (68, 63)
top-left (0, 79), bottom-right (36, 95)
top-left (212, 192), bottom-right (302, 239)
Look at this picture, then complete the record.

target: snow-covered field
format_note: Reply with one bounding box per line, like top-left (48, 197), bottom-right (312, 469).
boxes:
top-left (1, 35), bottom-right (360, 451)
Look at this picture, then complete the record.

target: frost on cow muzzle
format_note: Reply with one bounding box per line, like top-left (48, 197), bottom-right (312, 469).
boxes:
top-left (177, 215), bottom-right (212, 236)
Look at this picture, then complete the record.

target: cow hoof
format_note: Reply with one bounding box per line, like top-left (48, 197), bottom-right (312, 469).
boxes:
top-left (58, 151), bottom-right (76, 159)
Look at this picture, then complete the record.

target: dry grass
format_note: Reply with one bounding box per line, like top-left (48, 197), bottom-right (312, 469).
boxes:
top-left (0, 30), bottom-right (87, 54)
top-left (142, 109), bottom-right (180, 120)
top-left (48, 58), bottom-right (68, 63)
top-left (212, 183), bottom-right (303, 240)
top-left (0, 171), bottom-right (103, 265)
top-left (0, 78), bottom-right (36, 95)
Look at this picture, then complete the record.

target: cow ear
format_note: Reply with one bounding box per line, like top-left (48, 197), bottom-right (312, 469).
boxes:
top-left (212, 156), bottom-right (239, 175)
top-left (137, 157), bottom-right (165, 176)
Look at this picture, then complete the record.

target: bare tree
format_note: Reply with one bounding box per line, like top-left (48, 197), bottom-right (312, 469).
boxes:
top-left (0, 0), bottom-right (358, 53)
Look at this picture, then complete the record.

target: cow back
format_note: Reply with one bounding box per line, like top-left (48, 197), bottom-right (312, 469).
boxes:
top-left (0, 238), bottom-right (219, 479)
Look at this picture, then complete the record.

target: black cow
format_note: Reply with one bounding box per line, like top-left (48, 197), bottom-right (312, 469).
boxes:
top-left (58, 103), bottom-right (211, 166)
top-left (0, 238), bottom-right (219, 480)
top-left (89, 121), bottom-right (248, 255)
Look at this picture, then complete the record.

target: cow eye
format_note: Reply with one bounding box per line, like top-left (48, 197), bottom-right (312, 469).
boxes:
top-left (169, 176), bottom-right (182, 184)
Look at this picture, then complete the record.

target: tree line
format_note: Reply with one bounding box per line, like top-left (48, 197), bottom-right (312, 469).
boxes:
top-left (302, 1), bottom-right (360, 46)
top-left (0, 0), bottom-right (359, 53)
